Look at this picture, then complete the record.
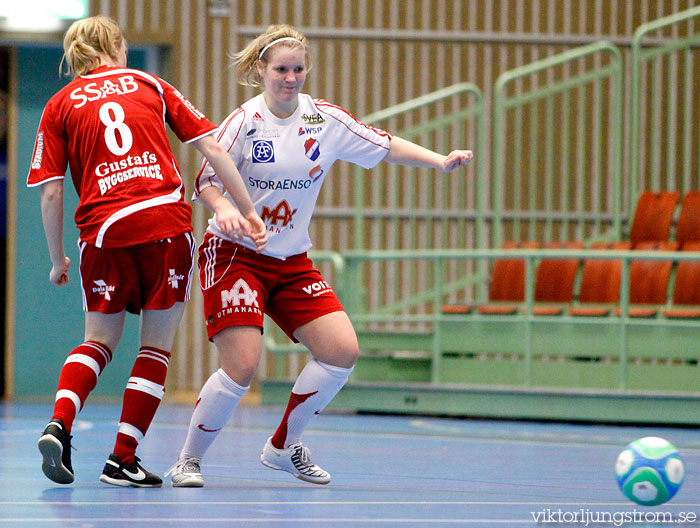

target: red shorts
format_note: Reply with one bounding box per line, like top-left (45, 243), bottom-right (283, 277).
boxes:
top-left (79, 232), bottom-right (196, 314)
top-left (199, 233), bottom-right (344, 341)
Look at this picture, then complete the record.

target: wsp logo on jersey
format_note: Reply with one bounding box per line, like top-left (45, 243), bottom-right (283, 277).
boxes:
top-left (298, 126), bottom-right (323, 136)
top-left (252, 140), bottom-right (275, 163)
top-left (304, 138), bottom-right (320, 162)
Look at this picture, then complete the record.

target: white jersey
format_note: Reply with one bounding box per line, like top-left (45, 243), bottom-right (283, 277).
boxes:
top-left (194, 94), bottom-right (391, 259)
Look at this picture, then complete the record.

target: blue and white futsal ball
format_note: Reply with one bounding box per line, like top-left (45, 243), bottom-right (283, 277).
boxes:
top-left (615, 436), bottom-right (684, 506)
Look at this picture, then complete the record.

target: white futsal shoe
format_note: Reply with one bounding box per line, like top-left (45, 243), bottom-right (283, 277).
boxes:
top-left (260, 436), bottom-right (331, 485)
top-left (165, 456), bottom-right (204, 488)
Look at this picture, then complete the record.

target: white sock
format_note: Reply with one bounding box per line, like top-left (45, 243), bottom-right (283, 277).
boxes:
top-left (180, 368), bottom-right (248, 460)
top-left (273, 359), bottom-right (353, 448)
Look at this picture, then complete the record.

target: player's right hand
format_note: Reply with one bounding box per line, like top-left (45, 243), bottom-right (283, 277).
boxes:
top-left (245, 212), bottom-right (268, 252)
top-left (216, 204), bottom-right (253, 241)
top-left (50, 256), bottom-right (71, 286)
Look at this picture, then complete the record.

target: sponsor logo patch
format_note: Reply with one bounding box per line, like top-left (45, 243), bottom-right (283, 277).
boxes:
top-left (261, 200), bottom-right (297, 227)
top-left (252, 140), bottom-right (275, 163)
top-left (302, 280), bottom-right (333, 296)
top-left (218, 278), bottom-right (262, 319)
top-left (31, 132), bottom-right (44, 169)
top-left (309, 165), bottom-right (324, 182)
top-left (168, 269), bottom-right (185, 289)
top-left (93, 279), bottom-right (116, 301)
top-left (302, 112), bottom-right (325, 124)
top-left (298, 126), bottom-right (323, 136)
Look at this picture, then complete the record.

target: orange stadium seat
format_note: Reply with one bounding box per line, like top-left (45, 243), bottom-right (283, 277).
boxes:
top-left (663, 241), bottom-right (700, 319)
top-left (440, 304), bottom-right (472, 314)
top-left (532, 241), bottom-right (584, 315)
top-left (629, 191), bottom-right (680, 247)
top-left (675, 191), bottom-right (700, 248)
top-left (569, 241), bottom-right (630, 317)
top-left (616, 241), bottom-right (677, 317)
top-left (476, 241), bottom-right (541, 315)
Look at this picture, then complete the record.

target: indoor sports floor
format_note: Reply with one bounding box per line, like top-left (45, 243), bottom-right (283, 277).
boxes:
top-left (1, 401), bottom-right (698, 527)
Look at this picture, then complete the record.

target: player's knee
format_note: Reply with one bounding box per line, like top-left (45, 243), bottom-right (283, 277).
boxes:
top-left (333, 342), bottom-right (360, 368)
top-left (221, 353), bottom-right (259, 386)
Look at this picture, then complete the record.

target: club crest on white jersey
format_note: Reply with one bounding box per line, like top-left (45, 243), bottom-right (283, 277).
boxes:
top-left (304, 138), bottom-right (320, 161)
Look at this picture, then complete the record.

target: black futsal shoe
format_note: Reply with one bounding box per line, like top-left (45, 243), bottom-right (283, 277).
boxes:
top-left (38, 418), bottom-right (74, 484)
top-left (99, 453), bottom-right (163, 487)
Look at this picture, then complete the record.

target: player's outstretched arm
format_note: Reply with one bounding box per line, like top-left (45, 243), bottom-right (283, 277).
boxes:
top-left (383, 136), bottom-right (473, 173)
top-left (40, 180), bottom-right (71, 285)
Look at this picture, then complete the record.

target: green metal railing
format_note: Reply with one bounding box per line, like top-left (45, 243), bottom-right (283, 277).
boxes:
top-left (341, 248), bottom-right (700, 389)
top-left (630, 6), bottom-right (700, 208)
top-left (353, 82), bottom-right (486, 250)
top-left (492, 41), bottom-right (624, 246)
top-left (264, 248), bottom-right (700, 392)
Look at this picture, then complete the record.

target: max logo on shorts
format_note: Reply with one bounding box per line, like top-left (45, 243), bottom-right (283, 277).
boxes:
top-left (93, 280), bottom-right (116, 301)
top-left (221, 279), bottom-right (259, 309)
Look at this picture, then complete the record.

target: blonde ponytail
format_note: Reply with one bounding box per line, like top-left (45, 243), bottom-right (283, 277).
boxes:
top-left (60, 15), bottom-right (125, 77)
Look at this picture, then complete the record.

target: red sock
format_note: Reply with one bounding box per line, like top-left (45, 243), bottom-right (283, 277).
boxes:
top-left (270, 359), bottom-right (352, 449)
top-left (113, 347), bottom-right (170, 464)
top-left (271, 391), bottom-right (317, 449)
top-left (52, 342), bottom-right (112, 432)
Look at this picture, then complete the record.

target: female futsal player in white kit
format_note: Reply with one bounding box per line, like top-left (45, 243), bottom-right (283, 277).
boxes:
top-left (167, 24), bottom-right (473, 487)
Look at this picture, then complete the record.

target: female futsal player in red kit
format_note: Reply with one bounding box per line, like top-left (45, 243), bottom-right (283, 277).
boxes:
top-left (29, 15), bottom-right (265, 487)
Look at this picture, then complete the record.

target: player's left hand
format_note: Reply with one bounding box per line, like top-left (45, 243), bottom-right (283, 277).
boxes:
top-left (442, 150), bottom-right (473, 173)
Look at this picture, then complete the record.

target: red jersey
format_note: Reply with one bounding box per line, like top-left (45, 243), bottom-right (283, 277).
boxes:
top-left (27, 65), bottom-right (215, 248)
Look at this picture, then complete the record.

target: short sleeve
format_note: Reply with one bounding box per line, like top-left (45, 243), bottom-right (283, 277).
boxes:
top-left (193, 107), bottom-right (247, 200)
top-left (26, 103), bottom-right (68, 187)
top-left (315, 100), bottom-right (391, 170)
top-left (160, 80), bottom-right (216, 144)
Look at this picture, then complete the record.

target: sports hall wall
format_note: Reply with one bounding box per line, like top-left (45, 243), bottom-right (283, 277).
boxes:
top-left (5, 0), bottom-right (698, 399)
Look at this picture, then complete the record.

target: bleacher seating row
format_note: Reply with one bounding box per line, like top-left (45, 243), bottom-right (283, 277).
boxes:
top-left (442, 191), bottom-right (700, 319)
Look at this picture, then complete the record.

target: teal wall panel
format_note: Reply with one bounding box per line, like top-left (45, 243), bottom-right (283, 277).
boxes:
top-left (14, 46), bottom-right (146, 399)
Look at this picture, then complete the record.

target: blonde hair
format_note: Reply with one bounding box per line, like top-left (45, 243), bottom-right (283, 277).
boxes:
top-left (232, 24), bottom-right (312, 88)
top-left (60, 15), bottom-right (126, 77)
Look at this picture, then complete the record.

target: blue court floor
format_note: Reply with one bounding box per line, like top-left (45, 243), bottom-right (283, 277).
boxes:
top-left (0, 400), bottom-right (698, 527)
